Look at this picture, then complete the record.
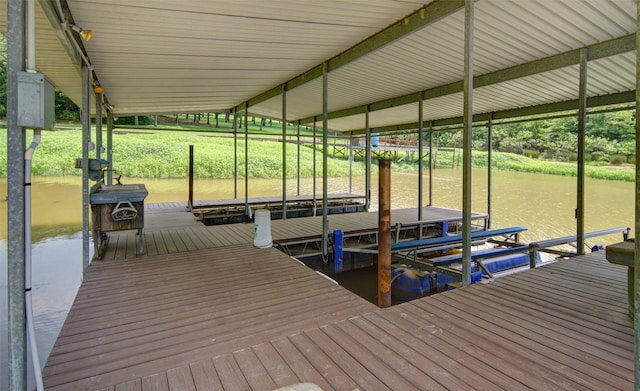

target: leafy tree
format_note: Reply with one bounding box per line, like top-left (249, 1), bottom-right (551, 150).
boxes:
top-left (114, 116), bottom-right (152, 125)
top-left (55, 90), bottom-right (79, 121)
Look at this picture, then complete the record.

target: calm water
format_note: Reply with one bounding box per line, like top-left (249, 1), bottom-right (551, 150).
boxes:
top-left (0, 168), bottom-right (635, 388)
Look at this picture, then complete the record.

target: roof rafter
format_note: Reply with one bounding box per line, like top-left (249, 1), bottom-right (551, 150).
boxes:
top-left (236, 0), bottom-right (465, 112)
top-left (296, 33), bottom-right (635, 126)
top-left (348, 90), bottom-right (635, 135)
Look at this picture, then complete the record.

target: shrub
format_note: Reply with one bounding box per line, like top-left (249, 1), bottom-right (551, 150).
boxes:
top-left (591, 151), bottom-right (608, 162)
top-left (609, 154), bottom-right (626, 165)
top-left (522, 149), bottom-right (540, 159)
top-left (114, 116), bottom-right (152, 126)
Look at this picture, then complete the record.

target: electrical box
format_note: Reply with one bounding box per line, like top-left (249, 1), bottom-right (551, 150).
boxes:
top-left (17, 71), bottom-right (55, 130)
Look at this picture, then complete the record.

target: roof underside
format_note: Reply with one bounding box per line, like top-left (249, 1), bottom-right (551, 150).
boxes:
top-left (0, 0), bottom-right (636, 133)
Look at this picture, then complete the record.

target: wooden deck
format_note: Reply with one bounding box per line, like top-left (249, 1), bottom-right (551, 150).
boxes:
top-left (42, 203), bottom-right (634, 390)
top-left (101, 203), bottom-right (487, 261)
top-left (43, 244), bottom-right (377, 390)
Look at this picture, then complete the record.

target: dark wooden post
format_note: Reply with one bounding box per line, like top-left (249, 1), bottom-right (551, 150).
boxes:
top-left (188, 145), bottom-right (194, 211)
top-left (378, 159), bottom-right (392, 308)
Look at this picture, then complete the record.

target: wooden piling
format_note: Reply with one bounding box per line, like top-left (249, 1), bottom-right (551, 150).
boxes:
top-left (378, 159), bottom-right (391, 308)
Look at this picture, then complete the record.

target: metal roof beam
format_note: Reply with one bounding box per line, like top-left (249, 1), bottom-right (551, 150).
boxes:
top-left (348, 90), bottom-right (634, 134)
top-left (298, 33), bottom-right (634, 126)
top-left (238, 0), bottom-right (465, 112)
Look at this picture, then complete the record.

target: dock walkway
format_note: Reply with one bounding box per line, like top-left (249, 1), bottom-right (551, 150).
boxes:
top-left (102, 203), bottom-right (487, 261)
top-left (42, 203), bottom-right (634, 390)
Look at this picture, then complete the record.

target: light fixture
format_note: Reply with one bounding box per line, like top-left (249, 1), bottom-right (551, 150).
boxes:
top-left (71, 24), bottom-right (93, 41)
top-left (94, 86), bottom-right (104, 94)
top-left (62, 22), bottom-right (93, 41)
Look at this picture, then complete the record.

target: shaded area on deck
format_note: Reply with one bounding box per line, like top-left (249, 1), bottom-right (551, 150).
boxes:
top-left (44, 248), bottom-right (633, 390)
top-left (43, 203), bottom-right (634, 390)
top-left (43, 244), bottom-right (376, 389)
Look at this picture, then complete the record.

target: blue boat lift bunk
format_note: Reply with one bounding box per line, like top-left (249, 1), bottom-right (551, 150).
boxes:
top-left (340, 225), bottom-right (630, 302)
top-left (275, 208), bottom-right (490, 260)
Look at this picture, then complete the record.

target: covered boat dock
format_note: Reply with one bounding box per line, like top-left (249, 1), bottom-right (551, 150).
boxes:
top-left (3, 0), bottom-right (640, 389)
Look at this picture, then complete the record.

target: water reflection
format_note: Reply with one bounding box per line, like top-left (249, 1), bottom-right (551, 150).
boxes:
top-left (0, 232), bottom-right (84, 391)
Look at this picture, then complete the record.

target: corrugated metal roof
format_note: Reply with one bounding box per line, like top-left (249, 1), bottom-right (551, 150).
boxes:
top-left (0, 0), bottom-right (636, 132)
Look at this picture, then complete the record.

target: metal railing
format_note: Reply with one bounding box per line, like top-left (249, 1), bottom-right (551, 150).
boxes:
top-left (528, 226), bottom-right (630, 268)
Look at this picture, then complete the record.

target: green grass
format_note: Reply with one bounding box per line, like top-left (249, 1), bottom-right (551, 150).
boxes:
top-left (0, 126), bottom-right (634, 182)
top-left (0, 127), bottom-right (365, 179)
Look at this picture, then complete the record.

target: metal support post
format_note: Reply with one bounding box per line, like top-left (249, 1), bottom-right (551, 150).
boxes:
top-left (461, 0), bottom-right (474, 286)
top-left (82, 63), bottom-right (91, 274)
top-left (322, 63), bottom-right (329, 256)
top-left (313, 117), bottom-right (317, 211)
top-left (349, 134), bottom-right (353, 194)
top-left (107, 111), bottom-right (113, 185)
top-left (297, 123), bottom-right (301, 196)
top-left (6, 0), bottom-right (27, 388)
top-left (487, 114), bottom-right (493, 229)
top-left (188, 145), bottom-right (194, 211)
top-left (95, 92), bottom-right (102, 161)
top-left (378, 159), bottom-right (392, 308)
top-left (577, 48), bottom-right (588, 255)
top-left (233, 107), bottom-right (238, 199)
top-left (429, 126), bottom-right (433, 206)
top-left (365, 107), bottom-right (372, 211)
top-left (282, 84), bottom-right (288, 219)
top-left (634, 1), bottom-right (640, 386)
top-left (418, 91), bottom-right (424, 220)
top-left (245, 102), bottom-right (250, 216)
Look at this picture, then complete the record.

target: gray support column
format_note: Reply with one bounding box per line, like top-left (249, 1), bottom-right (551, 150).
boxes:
top-left (576, 48), bottom-right (588, 255)
top-left (418, 92), bottom-right (424, 220)
top-left (322, 63), bottom-right (329, 256)
top-left (245, 102), bottom-right (249, 215)
top-left (107, 111), bottom-right (113, 185)
top-left (487, 114), bottom-right (493, 229)
top-left (349, 134), bottom-right (353, 193)
top-left (82, 63), bottom-right (91, 274)
top-left (282, 84), bottom-right (288, 219)
top-left (365, 107), bottom-right (372, 211)
top-left (6, 0), bottom-right (26, 388)
top-left (429, 126), bottom-right (433, 206)
top-left (297, 123), bottom-right (301, 196)
top-left (313, 117), bottom-right (317, 209)
top-left (461, 0), bottom-right (474, 286)
top-left (95, 92), bottom-right (102, 161)
top-left (635, 0), bottom-right (640, 384)
top-left (233, 107), bottom-right (238, 199)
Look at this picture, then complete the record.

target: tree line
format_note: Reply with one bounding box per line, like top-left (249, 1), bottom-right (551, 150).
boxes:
top-left (428, 110), bottom-right (635, 164)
